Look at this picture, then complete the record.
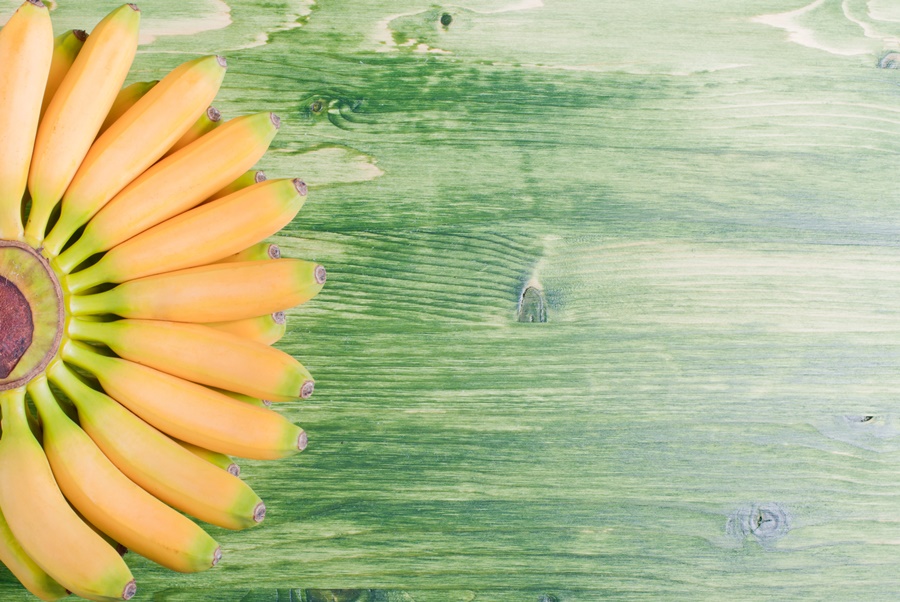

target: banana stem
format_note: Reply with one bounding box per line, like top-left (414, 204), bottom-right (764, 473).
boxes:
top-left (0, 388), bottom-right (27, 435)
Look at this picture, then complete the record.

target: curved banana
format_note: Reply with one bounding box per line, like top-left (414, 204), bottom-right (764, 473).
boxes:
top-left (69, 258), bottom-right (327, 323)
top-left (41, 29), bottom-right (87, 119)
top-left (54, 112), bottom-right (280, 274)
top-left (97, 80), bottom-right (158, 137)
top-left (207, 311), bottom-right (287, 346)
top-left (68, 318), bottom-right (313, 401)
top-left (0, 506), bottom-right (68, 601)
top-left (26, 3), bottom-right (141, 247)
top-left (176, 439), bottom-right (240, 476)
top-left (67, 178), bottom-right (307, 292)
top-left (42, 54), bottom-right (227, 256)
top-left (205, 169), bottom-right (267, 203)
top-left (0, 0), bottom-right (54, 242)
top-left (163, 106), bottom-right (221, 158)
top-left (27, 376), bottom-right (222, 573)
top-left (0, 388), bottom-right (135, 601)
top-left (48, 360), bottom-right (265, 530)
top-left (61, 341), bottom-right (307, 460)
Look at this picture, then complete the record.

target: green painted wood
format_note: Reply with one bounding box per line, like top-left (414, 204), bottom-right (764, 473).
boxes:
top-left (5, 0), bottom-right (900, 599)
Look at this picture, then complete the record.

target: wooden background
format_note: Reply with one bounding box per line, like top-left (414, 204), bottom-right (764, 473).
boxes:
top-left (5, 0), bottom-right (900, 600)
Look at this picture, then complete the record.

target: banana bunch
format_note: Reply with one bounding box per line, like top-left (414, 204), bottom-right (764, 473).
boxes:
top-left (0, 2), bottom-right (326, 600)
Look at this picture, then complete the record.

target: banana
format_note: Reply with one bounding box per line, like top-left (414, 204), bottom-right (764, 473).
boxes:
top-left (0, 506), bottom-right (68, 601)
top-left (67, 178), bottom-right (307, 292)
top-left (205, 169), bottom-right (267, 203)
top-left (163, 106), bottom-right (221, 158)
top-left (0, 388), bottom-right (136, 601)
top-left (68, 318), bottom-right (314, 401)
top-left (207, 311), bottom-right (288, 346)
top-left (27, 375), bottom-right (222, 574)
top-left (48, 360), bottom-right (266, 530)
top-left (61, 341), bottom-right (307, 460)
top-left (69, 258), bottom-right (327, 323)
top-left (97, 80), bottom-right (158, 137)
top-left (41, 29), bottom-right (87, 119)
top-left (25, 3), bottom-right (141, 248)
top-left (176, 439), bottom-right (240, 476)
top-left (42, 54), bottom-right (227, 256)
top-left (0, 0), bottom-right (53, 242)
top-left (216, 242), bottom-right (281, 263)
top-left (54, 112), bottom-right (280, 274)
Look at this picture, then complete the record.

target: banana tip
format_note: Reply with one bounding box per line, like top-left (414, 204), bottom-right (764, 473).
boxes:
top-left (254, 170), bottom-right (268, 183)
top-left (300, 380), bottom-right (315, 399)
top-left (73, 29), bottom-right (88, 41)
top-left (227, 463), bottom-right (241, 477)
top-left (272, 311), bottom-right (286, 325)
top-left (268, 244), bottom-right (281, 260)
top-left (123, 580), bottom-right (137, 600)
top-left (212, 547), bottom-right (223, 567)
top-left (216, 55), bottom-right (227, 68)
top-left (26, 0), bottom-right (46, 8)
top-left (127, 3), bottom-right (140, 12)
top-left (207, 106), bottom-right (222, 122)
top-left (293, 179), bottom-right (308, 196)
top-left (253, 502), bottom-right (267, 523)
top-left (298, 431), bottom-right (309, 451)
top-left (315, 265), bottom-right (327, 284)
top-left (270, 113), bottom-right (281, 129)
top-left (117, 544), bottom-right (128, 556)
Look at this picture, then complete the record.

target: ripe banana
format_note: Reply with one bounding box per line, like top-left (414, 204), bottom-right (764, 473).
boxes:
top-left (0, 387), bottom-right (136, 600)
top-left (28, 375), bottom-right (222, 574)
top-left (0, 506), bottom-right (68, 601)
top-left (62, 340), bottom-right (307, 460)
top-left (67, 178), bottom-right (307, 292)
top-left (0, 0), bottom-right (53, 242)
top-left (26, 3), bottom-right (140, 247)
top-left (163, 106), bottom-right (221, 158)
top-left (216, 242), bottom-right (281, 263)
top-left (97, 80), bottom-right (158, 137)
top-left (206, 169), bottom-right (267, 203)
top-left (207, 311), bottom-right (288, 346)
top-left (54, 112), bottom-right (280, 274)
top-left (41, 29), bottom-right (87, 119)
top-left (48, 360), bottom-right (266, 530)
top-left (176, 439), bottom-right (240, 476)
top-left (68, 317), bottom-right (314, 401)
top-left (42, 54), bottom-right (228, 256)
top-left (69, 258), bottom-right (327, 323)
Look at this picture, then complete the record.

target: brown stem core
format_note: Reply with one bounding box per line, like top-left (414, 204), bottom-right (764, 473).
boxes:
top-left (0, 276), bottom-right (33, 379)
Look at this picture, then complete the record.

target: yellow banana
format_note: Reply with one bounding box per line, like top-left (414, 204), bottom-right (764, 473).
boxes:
top-left (28, 376), bottom-right (222, 574)
top-left (216, 242), bottom-right (280, 263)
top-left (176, 439), bottom-right (240, 476)
top-left (61, 341), bottom-right (307, 460)
top-left (205, 169), bottom-right (267, 203)
top-left (0, 388), bottom-right (135, 601)
top-left (97, 80), bottom-right (158, 137)
top-left (0, 0), bottom-right (53, 242)
top-left (163, 106), bottom-right (221, 158)
top-left (0, 506), bottom-right (68, 601)
top-left (69, 258), bottom-right (327, 323)
top-left (68, 318), bottom-right (314, 401)
top-left (207, 311), bottom-right (287, 346)
top-left (54, 112), bottom-right (280, 274)
top-left (48, 360), bottom-right (265, 530)
top-left (41, 29), bottom-right (87, 119)
top-left (42, 54), bottom-right (227, 256)
top-left (25, 3), bottom-right (141, 247)
top-left (67, 178), bottom-right (307, 292)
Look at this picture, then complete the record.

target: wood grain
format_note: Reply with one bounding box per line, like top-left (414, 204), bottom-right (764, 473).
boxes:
top-left (4, 0), bottom-right (900, 599)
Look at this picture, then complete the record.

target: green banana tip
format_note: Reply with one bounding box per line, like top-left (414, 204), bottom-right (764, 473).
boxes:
top-left (293, 179), bottom-right (308, 196)
top-left (270, 113), bottom-right (281, 129)
top-left (253, 502), bottom-right (266, 523)
top-left (227, 463), bottom-right (241, 477)
top-left (314, 265), bottom-right (327, 284)
top-left (255, 170), bottom-right (268, 183)
top-left (300, 380), bottom-right (315, 399)
top-left (123, 580), bottom-right (137, 600)
top-left (73, 29), bottom-right (88, 42)
top-left (268, 245), bottom-right (282, 260)
top-left (298, 431), bottom-right (308, 451)
top-left (127, 3), bottom-right (140, 12)
top-left (216, 55), bottom-right (227, 68)
top-left (272, 311), bottom-right (286, 324)
top-left (207, 106), bottom-right (222, 122)
top-left (26, 0), bottom-right (46, 8)
top-left (212, 547), bottom-right (223, 567)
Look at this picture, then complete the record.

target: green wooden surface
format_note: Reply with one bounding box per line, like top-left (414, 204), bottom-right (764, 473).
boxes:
top-left (6, 0), bottom-right (900, 600)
